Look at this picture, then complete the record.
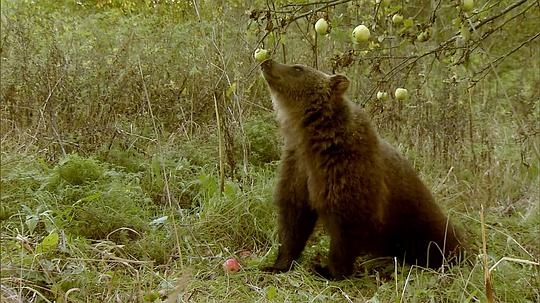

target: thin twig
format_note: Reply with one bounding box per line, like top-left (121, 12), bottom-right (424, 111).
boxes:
top-left (192, 0), bottom-right (201, 21)
top-left (489, 257), bottom-right (540, 273)
top-left (213, 93), bottom-right (225, 194)
top-left (28, 75), bottom-right (64, 153)
top-left (66, 257), bottom-right (152, 265)
top-left (471, 31), bottom-right (540, 87)
top-left (480, 205), bottom-right (495, 303)
top-left (429, 0), bottom-right (444, 23)
top-left (469, 0), bottom-right (536, 51)
top-left (282, 0), bottom-right (345, 7)
top-left (137, 60), bottom-right (184, 269)
top-left (474, 0), bottom-right (529, 30)
top-left (288, 0), bottom-right (352, 23)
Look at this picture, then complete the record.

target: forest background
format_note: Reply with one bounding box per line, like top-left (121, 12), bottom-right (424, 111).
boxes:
top-left (1, 0), bottom-right (539, 302)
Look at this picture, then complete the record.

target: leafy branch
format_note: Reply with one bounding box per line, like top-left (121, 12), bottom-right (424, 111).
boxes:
top-left (473, 0), bottom-right (531, 30)
top-left (471, 31), bottom-right (540, 87)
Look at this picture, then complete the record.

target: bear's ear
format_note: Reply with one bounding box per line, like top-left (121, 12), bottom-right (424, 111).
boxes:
top-left (330, 74), bottom-right (350, 94)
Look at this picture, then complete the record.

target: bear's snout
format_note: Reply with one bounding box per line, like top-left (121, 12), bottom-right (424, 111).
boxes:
top-left (261, 59), bottom-right (274, 67)
top-left (260, 59), bottom-right (274, 74)
top-left (261, 60), bottom-right (278, 83)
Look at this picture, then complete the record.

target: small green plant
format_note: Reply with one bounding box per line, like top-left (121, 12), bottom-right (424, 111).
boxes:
top-left (99, 146), bottom-right (146, 173)
top-left (56, 154), bottom-right (104, 186)
top-left (244, 114), bottom-right (281, 166)
top-left (125, 228), bottom-right (176, 265)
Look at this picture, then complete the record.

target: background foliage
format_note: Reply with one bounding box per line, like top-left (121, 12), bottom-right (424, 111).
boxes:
top-left (1, 0), bottom-right (539, 302)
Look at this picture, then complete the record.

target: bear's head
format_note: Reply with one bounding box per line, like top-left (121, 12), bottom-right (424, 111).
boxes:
top-left (261, 60), bottom-right (350, 117)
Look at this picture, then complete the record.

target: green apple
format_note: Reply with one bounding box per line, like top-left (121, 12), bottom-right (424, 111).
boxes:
top-left (254, 48), bottom-right (270, 62)
top-left (377, 91), bottom-right (388, 101)
top-left (352, 25), bottom-right (370, 43)
top-left (392, 14), bottom-right (403, 25)
top-left (315, 18), bottom-right (329, 35)
top-left (395, 88), bottom-right (409, 100)
top-left (462, 0), bottom-right (474, 12)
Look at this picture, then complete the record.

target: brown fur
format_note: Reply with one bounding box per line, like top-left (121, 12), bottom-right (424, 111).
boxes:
top-left (260, 60), bottom-right (464, 279)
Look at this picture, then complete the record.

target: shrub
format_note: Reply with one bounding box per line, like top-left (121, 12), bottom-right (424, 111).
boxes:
top-left (56, 154), bottom-right (104, 186)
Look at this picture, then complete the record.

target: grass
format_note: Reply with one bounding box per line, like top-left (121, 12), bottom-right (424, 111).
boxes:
top-left (1, 0), bottom-right (539, 302)
top-left (1, 139), bottom-right (538, 302)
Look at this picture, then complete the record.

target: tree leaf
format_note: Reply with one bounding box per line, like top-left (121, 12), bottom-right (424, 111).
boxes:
top-left (266, 286), bottom-right (277, 300)
top-left (36, 231), bottom-right (59, 254)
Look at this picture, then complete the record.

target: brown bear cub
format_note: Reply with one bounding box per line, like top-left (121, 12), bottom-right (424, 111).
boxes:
top-left (260, 59), bottom-right (463, 280)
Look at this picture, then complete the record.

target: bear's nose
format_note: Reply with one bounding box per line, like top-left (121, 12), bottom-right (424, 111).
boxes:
top-left (261, 59), bottom-right (274, 68)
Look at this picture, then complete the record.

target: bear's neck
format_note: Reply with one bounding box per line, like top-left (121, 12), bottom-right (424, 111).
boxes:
top-left (279, 97), bottom-right (352, 153)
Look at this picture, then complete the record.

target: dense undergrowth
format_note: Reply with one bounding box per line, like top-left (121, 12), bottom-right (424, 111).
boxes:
top-left (1, 0), bottom-right (539, 302)
top-left (2, 143), bottom-right (538, 302)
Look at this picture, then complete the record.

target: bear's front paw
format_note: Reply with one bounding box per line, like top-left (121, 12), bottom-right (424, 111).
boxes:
top-left (313, 265), bottom-right (333, 280)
